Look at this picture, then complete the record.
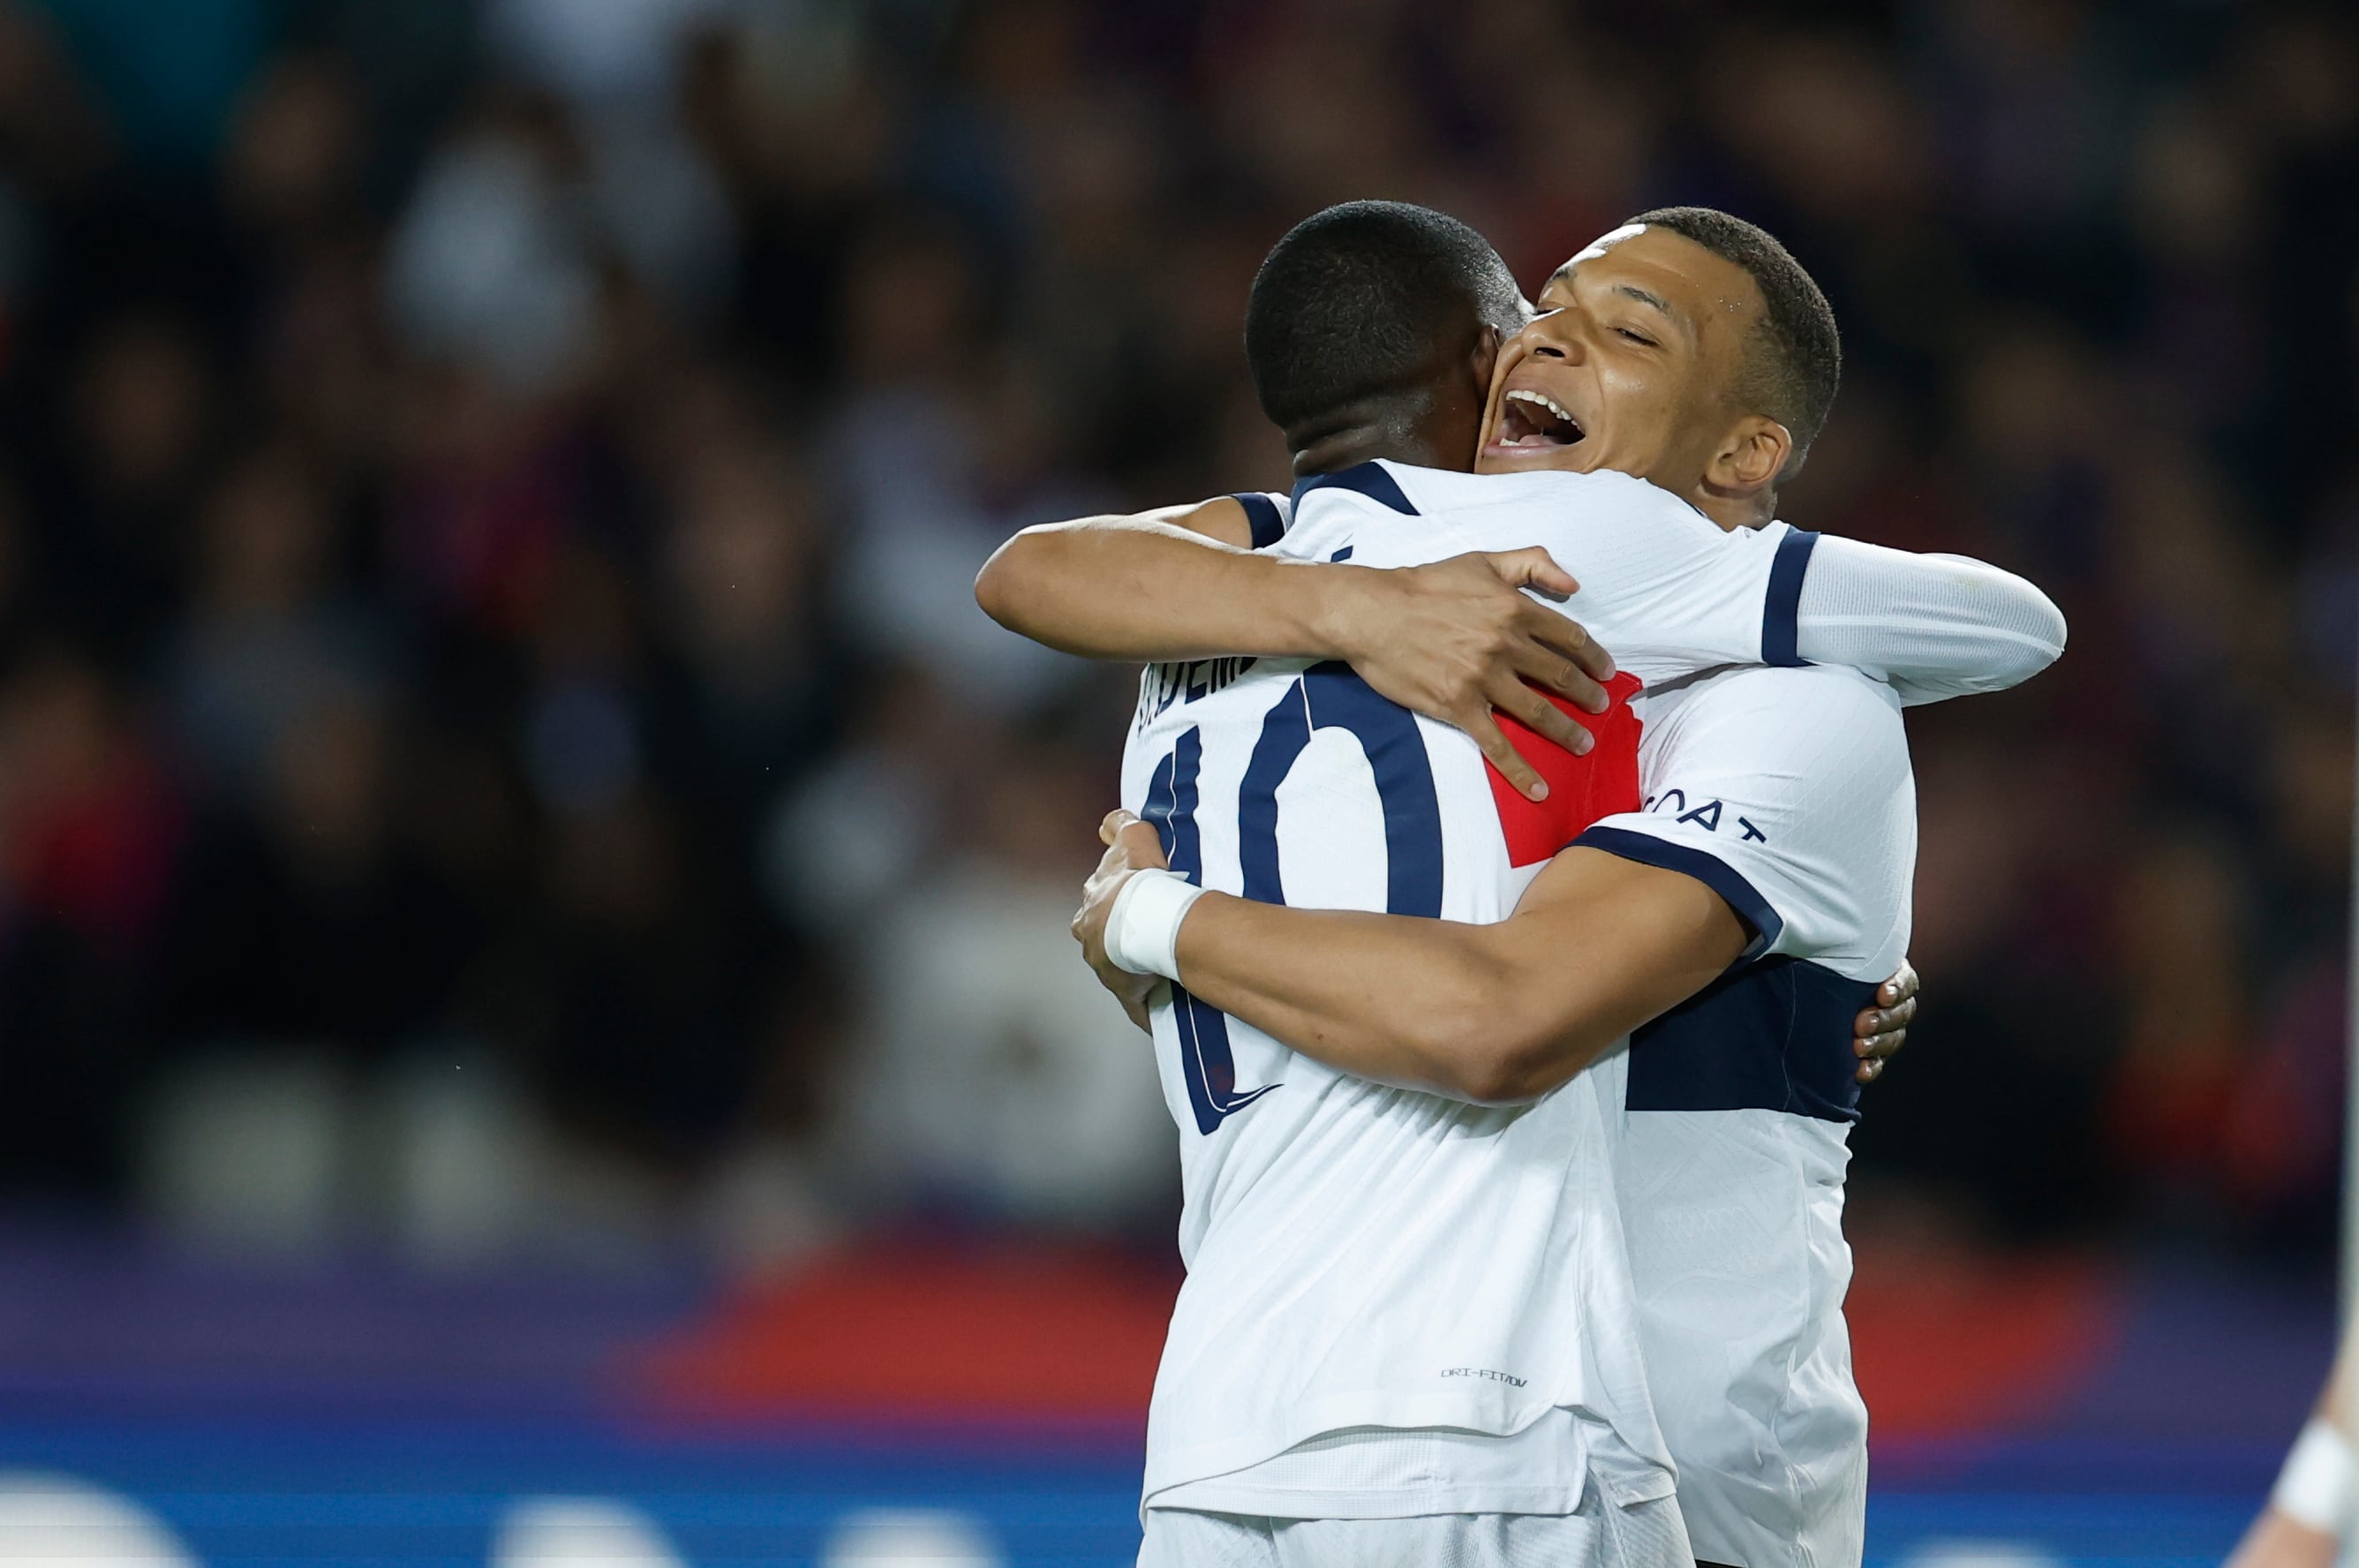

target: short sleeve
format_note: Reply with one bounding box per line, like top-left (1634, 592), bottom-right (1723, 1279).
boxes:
top-left (1232, 492), bottom-right (1290, 550)
top-left (1439, 471), bottom-right (1790, 687)
top-left (1571, 665), bottom-right (1915, 977)
top-left (1792, 531), bottom-right (2068, 705)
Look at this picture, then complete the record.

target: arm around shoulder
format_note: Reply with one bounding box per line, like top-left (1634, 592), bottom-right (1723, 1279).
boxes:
top-left (974, 497), bottom-right (1348, 662)
top-left (1795, 533), bottom-right (2066, 704)
top-left (1164, 847), bottom-right (1749, 1104)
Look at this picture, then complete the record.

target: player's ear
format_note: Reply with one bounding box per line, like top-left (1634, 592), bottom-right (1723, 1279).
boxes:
top-left (1468, 321), bottom-right (1502, 393)
top-left (1707, 414), bottom-right (1791, 500)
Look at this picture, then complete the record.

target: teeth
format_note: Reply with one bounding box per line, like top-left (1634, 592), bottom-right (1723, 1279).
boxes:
top-left (1505, 388), bottom-right (1578, 428)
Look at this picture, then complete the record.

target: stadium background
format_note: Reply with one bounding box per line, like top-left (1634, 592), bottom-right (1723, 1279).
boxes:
top-left (0, 0), bottom-right (2350, 1563)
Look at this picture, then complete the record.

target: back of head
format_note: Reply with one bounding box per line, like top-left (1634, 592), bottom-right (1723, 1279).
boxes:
top-left (1626, 206), bottom-right (1841, 479)
top-left (1245, 200), bottom-right (1523, 441)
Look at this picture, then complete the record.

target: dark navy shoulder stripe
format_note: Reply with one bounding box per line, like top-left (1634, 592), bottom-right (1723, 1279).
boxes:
top-left (1762, 526), bottom-right (1820, 667)
top-left (1290, 462), bottom-right (1418, 516)
top-left (1572, 825), bottom-right (1783, 963)
top-left (1232, 492), bottom-right (1286, 549)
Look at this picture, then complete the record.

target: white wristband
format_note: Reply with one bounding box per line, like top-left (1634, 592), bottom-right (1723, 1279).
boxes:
top-left (1104, 869), bottom-right (1206, 981)
top-left (2272, 1419), bottom-right (2355, 1534)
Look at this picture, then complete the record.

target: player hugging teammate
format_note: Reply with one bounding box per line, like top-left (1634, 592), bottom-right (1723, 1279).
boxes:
top-left (982, 201), bottom-right (2064, 1568)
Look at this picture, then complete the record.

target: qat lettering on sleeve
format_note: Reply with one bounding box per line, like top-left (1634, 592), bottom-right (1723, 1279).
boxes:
top-left (1643, 789), bottom-right (1767, 843)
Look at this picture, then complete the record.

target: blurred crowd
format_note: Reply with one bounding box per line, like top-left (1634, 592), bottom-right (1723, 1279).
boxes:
top-left (0, 0), bottom-right (2350, 1270)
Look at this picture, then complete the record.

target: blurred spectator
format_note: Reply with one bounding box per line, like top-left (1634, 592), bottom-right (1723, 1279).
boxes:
top-left (386, 97), bottom-right (599, 396)
top-left (0, 649), bottom-right (179, 1194)
top-left (830, 732), bottom-right (1174, 1231)
top-left (165, 443), bottom-right (389, 803)
top-left (49, 313), bottom-right (215, 664)
top-left (154, 688), bottom-right (468, 1059)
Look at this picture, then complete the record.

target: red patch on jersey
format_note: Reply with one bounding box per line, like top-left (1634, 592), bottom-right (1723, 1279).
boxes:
top-left (1485, 671), bottom-right (1645, 867)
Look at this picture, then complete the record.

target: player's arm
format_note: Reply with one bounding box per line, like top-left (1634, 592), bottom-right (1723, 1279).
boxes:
top-left (1077, 824), bottom-right (1747, 1104)
top-left (2229, 1338), bottom-right (2359, 1568)
top-left (1795, 534), bottom-right (2066, 705)
top-left (1080, 810), bottom-right (1917, 1086)
top-left (976, 498), bottom-right (1264, 658)
top-left (1080, 667), bottom-right (1907, 1102)
top-left (976, 497), bottom-right (1618, 798)
top-left (1551, 493), bottom-right (2063, 699)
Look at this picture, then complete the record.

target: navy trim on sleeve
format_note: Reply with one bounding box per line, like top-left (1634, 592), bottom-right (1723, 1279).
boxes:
top-left (1290, 462), bottom-right (1419, 516)
top-left (1573, 825), bottom-right (1783, 962)
top-left (1762, 527), bottom-right (1820, 667)
top-left (1232, 492), bottom-right (1286, 549)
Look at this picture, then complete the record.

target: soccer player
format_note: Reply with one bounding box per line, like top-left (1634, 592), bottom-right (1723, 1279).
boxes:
top-left (2231, 1338), bottom-right (2359, 1567)
top-left (987, 203), bottom-right (2061, 1564)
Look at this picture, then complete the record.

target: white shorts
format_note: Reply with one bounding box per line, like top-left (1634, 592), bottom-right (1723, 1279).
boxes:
top-left (1137, 1494), bottom-right (1692, 1568)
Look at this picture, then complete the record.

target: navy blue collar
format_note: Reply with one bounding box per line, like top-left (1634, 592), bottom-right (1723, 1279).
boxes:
top-left (1288, 462), bottom-right (1419, 516)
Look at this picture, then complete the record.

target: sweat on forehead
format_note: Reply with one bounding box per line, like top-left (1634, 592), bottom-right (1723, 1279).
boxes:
top-left (1568, 222), bottom-right (1647, 267)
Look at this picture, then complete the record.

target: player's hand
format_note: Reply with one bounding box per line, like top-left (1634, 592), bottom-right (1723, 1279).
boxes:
top-left (1853, 959), bottom-right (1918, 1084)
top-left (1326, 550), bottom-right (1617, 803)
top-left (1073, 809), bottom-right (1171, 1034)
top-left (2225, 1510), bottom-right (2340, 1568)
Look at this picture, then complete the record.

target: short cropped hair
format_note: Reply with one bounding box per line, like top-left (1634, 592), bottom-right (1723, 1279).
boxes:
top-left (1627, 206), bottom-right (1842, 476)
top-left (1245, 200), bottom-right (1524, 433)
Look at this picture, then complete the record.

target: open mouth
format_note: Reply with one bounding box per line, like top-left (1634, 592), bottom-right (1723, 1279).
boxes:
top-left (1496, 388), bottom-right (1585, 449)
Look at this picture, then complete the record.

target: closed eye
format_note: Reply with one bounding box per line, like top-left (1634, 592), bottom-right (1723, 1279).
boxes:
top-left (1615, 327), bottom-right (1657, 346)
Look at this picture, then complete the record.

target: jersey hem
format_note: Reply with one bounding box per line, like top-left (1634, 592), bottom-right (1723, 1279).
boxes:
top-left (1144, 1476), bottom-right (1589, 1520)
top-left (1143, 1389), bottom-right (1675, 1509)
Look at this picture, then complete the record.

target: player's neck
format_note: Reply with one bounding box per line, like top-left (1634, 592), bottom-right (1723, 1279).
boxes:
top-left (1686, 485), bottom-right (1777, 533)
top-left (1289, 410), bottom-right (1468, 480)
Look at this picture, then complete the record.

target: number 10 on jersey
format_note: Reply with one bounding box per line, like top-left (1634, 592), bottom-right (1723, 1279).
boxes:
top-left (1140, 664), bottom-right (1444, 1134)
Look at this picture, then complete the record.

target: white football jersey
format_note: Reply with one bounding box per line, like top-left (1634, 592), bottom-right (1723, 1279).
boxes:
top-left (1576, 664), bottom-right (1918, 1568)
top-left (1126, 460), bottom-right (1840, 1521)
